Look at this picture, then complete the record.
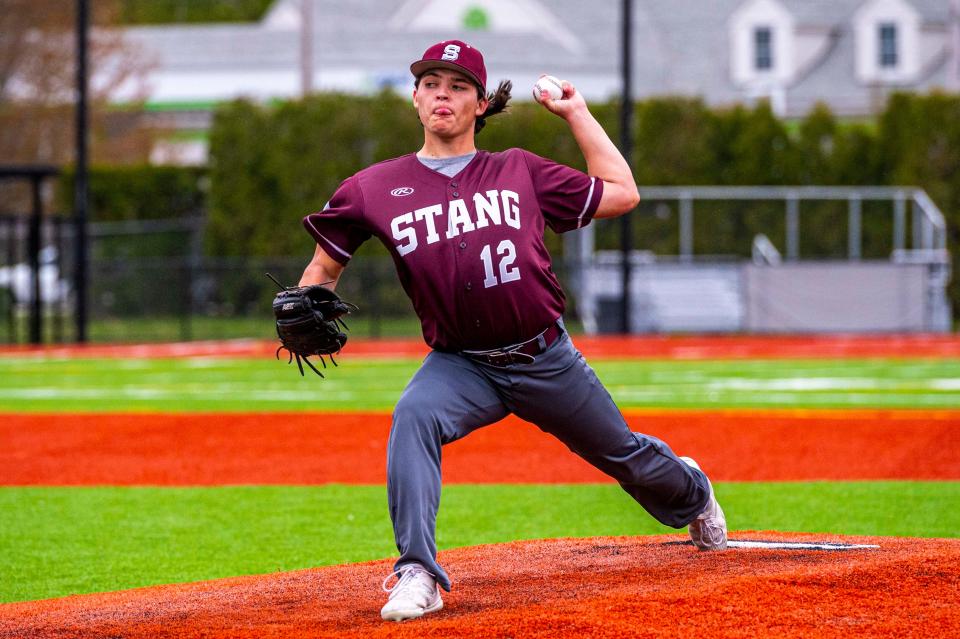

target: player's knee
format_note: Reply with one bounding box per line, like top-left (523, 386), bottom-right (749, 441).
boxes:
top-left (391, 396), bottom-right (442, 439)
top-left (393, 393), bottom-right (423, 425)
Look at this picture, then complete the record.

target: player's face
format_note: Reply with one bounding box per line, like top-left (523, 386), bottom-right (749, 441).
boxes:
top-left (413, 69), bottom-right (487, 141)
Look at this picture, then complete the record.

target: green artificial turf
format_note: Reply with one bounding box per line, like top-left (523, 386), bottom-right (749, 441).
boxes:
top-left (0, 356), bottom-right (958, 412)
top-left (1, 481), bottom-right (957, 603)
top-left (1, 354), bottom-right (956, 605)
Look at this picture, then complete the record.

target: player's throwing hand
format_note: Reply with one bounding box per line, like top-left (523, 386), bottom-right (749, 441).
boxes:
top-left (534, 76), bottom-right (585, 120)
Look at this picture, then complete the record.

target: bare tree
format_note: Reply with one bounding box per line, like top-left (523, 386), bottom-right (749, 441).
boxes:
top-left (0, 0), bottom-right (153, 170)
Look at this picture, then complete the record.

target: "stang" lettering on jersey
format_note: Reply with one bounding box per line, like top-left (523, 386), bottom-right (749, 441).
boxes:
top-left (391, 189), bottom-right (520, 257)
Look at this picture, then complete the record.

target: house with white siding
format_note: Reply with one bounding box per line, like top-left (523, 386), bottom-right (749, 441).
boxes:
top-left (111, 0), bottom-right (958, 162)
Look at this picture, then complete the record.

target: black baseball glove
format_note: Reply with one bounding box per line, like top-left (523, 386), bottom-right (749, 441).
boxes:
top-left (268, 274), bottom-right (358, 377)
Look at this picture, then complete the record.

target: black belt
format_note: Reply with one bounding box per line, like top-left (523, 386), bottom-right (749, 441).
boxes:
top-left (461, 323), bottom-right (563, 367)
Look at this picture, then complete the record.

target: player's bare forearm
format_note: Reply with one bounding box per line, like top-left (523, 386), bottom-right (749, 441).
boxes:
top-left (564, 109), bottom-right (639, 218)
top-left (540, 82), bottom-right (640, 218)
top-left (299, 243), bottom-right (345, 289)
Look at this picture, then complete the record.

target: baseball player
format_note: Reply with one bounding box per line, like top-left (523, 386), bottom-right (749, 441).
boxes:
top-left (297, 39), bottom-right (727, 622)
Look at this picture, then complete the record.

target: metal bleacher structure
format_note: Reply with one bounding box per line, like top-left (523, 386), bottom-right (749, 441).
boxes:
top-left (569, 186), bottom-right (951, 334)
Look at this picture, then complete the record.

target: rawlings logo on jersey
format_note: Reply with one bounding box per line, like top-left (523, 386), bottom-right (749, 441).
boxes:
top-left (390, 190), bottom-right (520, 257)
top-left (390, 187), bottom-right (415, 197)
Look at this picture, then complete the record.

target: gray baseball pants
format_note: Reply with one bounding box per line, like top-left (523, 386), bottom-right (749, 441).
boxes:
top-left (387, 325), bottom-right (711, 591)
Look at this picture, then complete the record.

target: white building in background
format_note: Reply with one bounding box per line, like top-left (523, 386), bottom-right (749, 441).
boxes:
top-left (114, 0), bottom-right (957, 163)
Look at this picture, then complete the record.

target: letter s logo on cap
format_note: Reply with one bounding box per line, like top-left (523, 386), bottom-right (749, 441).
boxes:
top-left (442, 44), bottom-right (461, 61)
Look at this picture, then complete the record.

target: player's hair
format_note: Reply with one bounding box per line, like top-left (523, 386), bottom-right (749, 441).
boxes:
top-left (476, 80), bottom-right (512, 134)
top-left (414, 75), bottom-right (513, 135)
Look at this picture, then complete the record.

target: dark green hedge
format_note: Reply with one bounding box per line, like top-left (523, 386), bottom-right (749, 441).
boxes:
top-left (56, 165), bottom-right (207, 221)
top-left (207, 91), bottom-right (958, 257)
top-left (118, 0), bottom-right (274, 24)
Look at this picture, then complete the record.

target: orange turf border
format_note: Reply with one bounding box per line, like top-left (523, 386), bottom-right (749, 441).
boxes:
top-left (2, 409), bottom-right (959, 485)
top-left (2, 333), bottom-right (960, 360)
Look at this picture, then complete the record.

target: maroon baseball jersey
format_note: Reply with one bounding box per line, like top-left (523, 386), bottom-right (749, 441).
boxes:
top-left (303, 148), bottom-right (603, 351)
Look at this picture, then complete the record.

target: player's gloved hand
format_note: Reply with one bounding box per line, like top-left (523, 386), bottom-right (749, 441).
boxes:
top-left (268, 274), bottom-right (358, 377)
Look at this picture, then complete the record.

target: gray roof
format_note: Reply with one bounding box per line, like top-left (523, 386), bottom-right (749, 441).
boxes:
top-left (772, 0), bottom-right (948, 25)
top-left (781, 0), bottom-right (862, 24)
top-left (126, 24), bottom-right (296, 69)
top-left (120, 0), bottom-right (957, 117)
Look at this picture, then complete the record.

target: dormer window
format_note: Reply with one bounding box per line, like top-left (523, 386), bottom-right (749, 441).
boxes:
top-left (755, 27), bottom-right (774, 70)
top-left (729, 0), bottom-right (795, 87)
top-left (853, 0), bottom-right (920, 84)
top-left (878, 22), bottom-right (898, 67)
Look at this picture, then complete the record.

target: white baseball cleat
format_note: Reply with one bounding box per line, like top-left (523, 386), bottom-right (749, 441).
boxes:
top-left (380, 563), bottom-right (443, 622)
top-left (680, 456), bottom-right (728, 551)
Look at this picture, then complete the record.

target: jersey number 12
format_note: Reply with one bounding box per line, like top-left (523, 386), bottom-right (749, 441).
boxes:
top-left (480, 240), bottom-right (521, 288)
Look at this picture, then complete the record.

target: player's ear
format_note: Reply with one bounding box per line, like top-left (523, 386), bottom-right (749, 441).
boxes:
top-left (475, 96), bottom-right (489, 117)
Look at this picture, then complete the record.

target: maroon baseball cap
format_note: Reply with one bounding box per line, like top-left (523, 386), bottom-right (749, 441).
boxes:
top-left (410, 40), bottom-right (486, 90)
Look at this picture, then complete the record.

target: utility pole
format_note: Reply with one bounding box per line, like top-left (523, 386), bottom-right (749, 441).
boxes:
top-left (300, 0), bottom-right (314, 96)
top-left (619, 0), bottom-right (634, 334)
top-left (74, 0), bottom-right (89, 342)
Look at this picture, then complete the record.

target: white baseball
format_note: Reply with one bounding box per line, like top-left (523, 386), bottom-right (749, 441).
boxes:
top-left (533, 75), bottom-right (564, 102)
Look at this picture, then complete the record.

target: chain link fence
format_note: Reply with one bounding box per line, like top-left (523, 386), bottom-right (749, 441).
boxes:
top-left (1, 216), bottom-right (579, 344)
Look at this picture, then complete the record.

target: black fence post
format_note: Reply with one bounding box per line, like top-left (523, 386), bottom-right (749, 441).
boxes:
top-left (28, 175), bottom-right (43, 344)
top-left (74, 0), bottom-right (90, 343)
top-left (2, 218), bottom-right (15, 343)
top-left (52, 217), bottom-right (64, 342)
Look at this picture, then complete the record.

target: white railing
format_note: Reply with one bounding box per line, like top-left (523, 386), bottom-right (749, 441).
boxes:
top-left (566, 186), bottom-right (952, 333)
top-left (631, 186), bottom-right (948, 260)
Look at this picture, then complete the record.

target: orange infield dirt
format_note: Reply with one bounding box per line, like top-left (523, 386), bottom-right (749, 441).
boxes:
top-left (2, 533), bottom-right (958, 639)
top-left (2, 409), bottom-right (959, 485)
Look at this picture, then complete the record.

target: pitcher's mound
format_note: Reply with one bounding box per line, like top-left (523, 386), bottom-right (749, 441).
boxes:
top-left (2, 532), bottom-right (958, 638)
